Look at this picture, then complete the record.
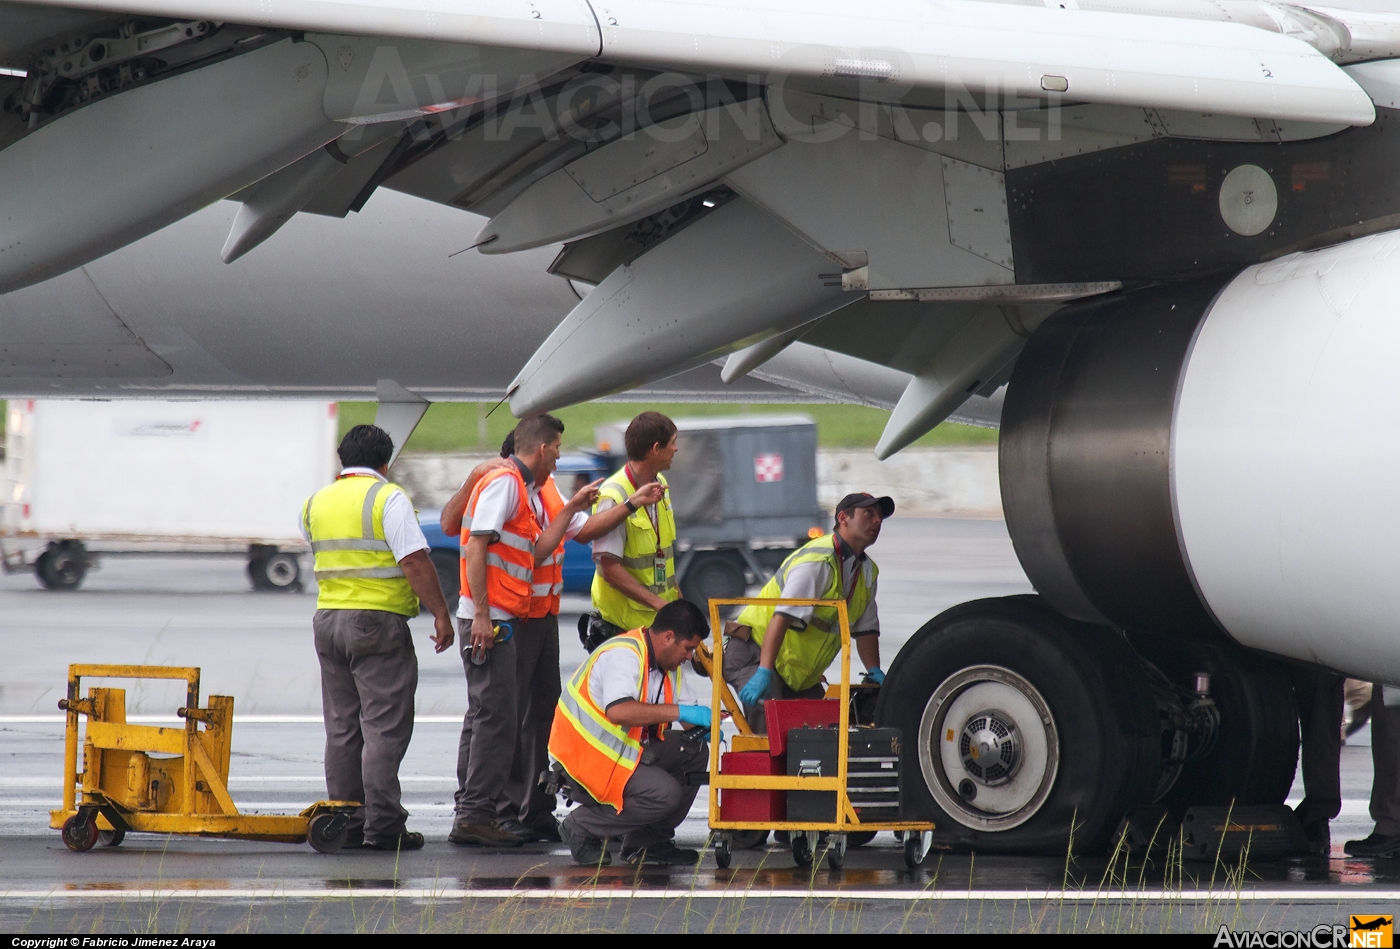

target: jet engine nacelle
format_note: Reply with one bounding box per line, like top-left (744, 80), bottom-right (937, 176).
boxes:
top-left (1002, 229), bottom-right (1400, 683)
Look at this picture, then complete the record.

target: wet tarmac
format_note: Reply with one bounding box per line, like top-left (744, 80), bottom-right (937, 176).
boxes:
top-left (1, 517), bottom-right (1395, 932)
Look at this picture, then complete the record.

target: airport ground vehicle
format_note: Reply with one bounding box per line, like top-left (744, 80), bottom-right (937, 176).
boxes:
top-left (1, 401), bottom-right (337, 592)
top-left (418, 415), bottom-right (825, 612)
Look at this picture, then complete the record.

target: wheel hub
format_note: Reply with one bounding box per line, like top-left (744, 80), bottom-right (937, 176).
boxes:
top-left (957, 710), bottom-right (1021, 786)
top-left (917, 665), bottom-right (1059, 832)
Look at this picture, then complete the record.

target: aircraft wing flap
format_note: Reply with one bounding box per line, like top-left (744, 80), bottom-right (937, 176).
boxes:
top-left (13, 0), bottom-right (1375, 126)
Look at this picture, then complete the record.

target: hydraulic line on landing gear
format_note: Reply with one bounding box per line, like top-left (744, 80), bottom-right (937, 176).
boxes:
top-left (1146, 665), bottom-right (1221, 802)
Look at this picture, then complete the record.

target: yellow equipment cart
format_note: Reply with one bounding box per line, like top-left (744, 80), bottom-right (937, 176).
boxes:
top-left (704, 597), bottom-right (937, 870)
top-left (49, 664), bottom-right (358, 853)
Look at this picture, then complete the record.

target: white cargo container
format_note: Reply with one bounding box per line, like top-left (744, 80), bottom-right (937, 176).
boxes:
top-left (1, 400), bottom-right (338, 591)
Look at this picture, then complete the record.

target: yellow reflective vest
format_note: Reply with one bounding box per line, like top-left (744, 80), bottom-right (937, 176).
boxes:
top-left (302, 474), bottom-right (419, 616)
top-left (590, 467), bottom-right (678, 630)
top-left (734, 534), bottom-right (877, 693)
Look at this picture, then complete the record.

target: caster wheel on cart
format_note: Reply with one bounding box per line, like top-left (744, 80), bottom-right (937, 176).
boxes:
top-left (791, 831), bottom-right (813, 867)
top-left (98, 828), bottom-right (125, 848)
top-left (826, 834), bottom-right (847, 870)
top-left (731, 830), bottom-right (769, 850)
top-left (847, 831), bottom-right (876, 848)
top-left (62, 813), bottom-right (99, 852)
top-left (714, 834), bottom-right (732, 869)
top-left (903, 831), bottom-right (932, 868)
top-left (307, 812), bottom-right (349, 854)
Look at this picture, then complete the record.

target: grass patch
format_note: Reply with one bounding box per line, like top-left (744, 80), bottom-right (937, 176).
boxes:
top-left (336, 401), bottom-right (997, 453)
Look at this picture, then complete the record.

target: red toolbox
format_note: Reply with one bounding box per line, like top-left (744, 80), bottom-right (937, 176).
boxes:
top-left (719, 751), bottom-right (786, 822)
top-left (764, 699), bottom-right (841, 756)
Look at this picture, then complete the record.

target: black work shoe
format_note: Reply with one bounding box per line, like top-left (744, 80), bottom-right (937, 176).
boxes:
top-left (525, 818), bottom-right (563, 843)
top-left (1301, 820), bottom-right (1331, 857)
top-left (449, 819), bottom-right (525, 848)
top-left (621, 842), bottom-right (701, 866)
top-left (499, 819), bottom-right (541, 842)
top-left (1345, 832), bottom-right (1400, 858)
top-left (363, 831), bottom-right (425, 851)
top-left (560, 818), bottom-right (610, 866)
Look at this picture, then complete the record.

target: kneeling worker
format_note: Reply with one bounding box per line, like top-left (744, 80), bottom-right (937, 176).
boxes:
top-left (729, 493), bottom-right (892, 732)
top-left (550, 599), bottom-right (713, 866)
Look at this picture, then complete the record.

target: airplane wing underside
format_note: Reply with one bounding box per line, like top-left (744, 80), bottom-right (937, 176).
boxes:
top-left (2, 0), bottom-right (1400, 451)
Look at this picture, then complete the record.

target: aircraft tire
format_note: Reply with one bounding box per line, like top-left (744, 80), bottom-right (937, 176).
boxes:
top-left (878, 595), bottom-right (1160, 854)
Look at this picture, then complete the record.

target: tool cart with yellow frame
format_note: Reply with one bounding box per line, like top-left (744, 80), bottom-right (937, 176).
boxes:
top-left (49, 664), bottom-right (358, 853)
top-left (701, 598), bottom-right (937, 869)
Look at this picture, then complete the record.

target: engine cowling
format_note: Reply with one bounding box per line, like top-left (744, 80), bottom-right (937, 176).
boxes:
top-left (1002, 229), bottom-right (1400, 682)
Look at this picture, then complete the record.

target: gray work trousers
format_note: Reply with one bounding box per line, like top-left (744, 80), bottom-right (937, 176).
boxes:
top-left (454, 616), bottom-right (520, 823)
top-left (313, 608), bottom-right (418, 844)
top-left (563, 733), bottom-right (707, 851)
top-left (452, 614), bottom-right (561, 829)
top-left (1290, 664), bottom-right (1345, 827)
top-left (1369, 686), bottom-right (1400, 836)
top-left (721, 635), bottom-right (824, 734)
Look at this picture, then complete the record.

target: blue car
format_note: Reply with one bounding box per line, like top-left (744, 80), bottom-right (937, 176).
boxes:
top-left (418, 451), bottom-right (616, 610)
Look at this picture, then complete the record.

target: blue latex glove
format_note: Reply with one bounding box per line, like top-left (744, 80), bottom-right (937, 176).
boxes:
top-left (864, 667), bottom-right (885, 685)
top-left (739, 667), bottom-right (775, 707)
top-left (676, 704), bottom-right (713, 729)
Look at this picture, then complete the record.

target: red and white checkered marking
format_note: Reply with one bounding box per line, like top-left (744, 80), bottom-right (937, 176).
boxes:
top-left (754, 453), bottom-right (784, 483)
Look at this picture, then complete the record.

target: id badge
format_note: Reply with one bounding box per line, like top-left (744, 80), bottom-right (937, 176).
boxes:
top-left (654, 554), bottom-right (667, 588)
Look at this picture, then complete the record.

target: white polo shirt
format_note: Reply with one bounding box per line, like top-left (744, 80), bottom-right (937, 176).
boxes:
top-left (774, 535), bottom-right (880, 636)
top-left (589, 639), bottom-right (707, 709)
top-left (459, 462), bottom-right (587, 620)
top-left (298, 468), bottom-right (428, 562)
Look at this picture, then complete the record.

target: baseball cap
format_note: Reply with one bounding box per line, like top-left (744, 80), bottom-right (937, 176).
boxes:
top-left (835, 493), bottom-right (895, 519)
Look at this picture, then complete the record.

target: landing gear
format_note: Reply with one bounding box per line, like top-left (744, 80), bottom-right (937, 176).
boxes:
top-left (1131, 636), bottom-right (1298, 813)
top-left (36, 540), bottom-right (87, 591)
top-left (878, 596), bottom-right (1160, 854)
top-left (247, 545), bottom-right (302, 592)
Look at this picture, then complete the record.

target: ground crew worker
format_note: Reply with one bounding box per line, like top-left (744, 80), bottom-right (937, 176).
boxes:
top-left (589, 412), bottom-right (679, 644)
top-left (1346, 686), bottom-right (1400, 858)
top-left (440, 420), bottom-right (664, 844)
top-left (551, 599), bottom-right (712, 866)
top-left (300, 424), bottom-right (455, 851)
top-left (727, 493), bottom-right (892, 732)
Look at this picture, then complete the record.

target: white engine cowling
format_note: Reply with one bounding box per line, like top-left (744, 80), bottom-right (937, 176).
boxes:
top-left (1002, 229), bottom-right (1400, 682)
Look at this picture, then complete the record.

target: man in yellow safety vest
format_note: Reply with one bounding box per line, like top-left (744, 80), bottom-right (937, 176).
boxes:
top-left (727, 493), bottom-right (893, 733)
top-left (588, 412), bottom-right (678, 645)
top-left (300, 424), bottom-right (455, 850)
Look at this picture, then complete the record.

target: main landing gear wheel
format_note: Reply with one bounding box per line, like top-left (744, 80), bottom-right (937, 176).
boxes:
top-left (847, 831), bottom-right (877, 848)
top-left (61, 812), bottom-right (99, 852)
top-left (1130, 635), bottom-right (1298, 813)
top-left (876, 596), bottom-right (1160, 854)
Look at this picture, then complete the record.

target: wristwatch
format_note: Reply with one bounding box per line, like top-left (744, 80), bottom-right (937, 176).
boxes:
top-left (624, 499), bottom-right (638, 513)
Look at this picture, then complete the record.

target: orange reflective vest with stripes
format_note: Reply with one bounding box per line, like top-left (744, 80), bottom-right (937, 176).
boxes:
top-left (462, 464), bottom-right (540, 619)
top-left (548, 628), bottom-right (678, 813)
top-left (529, 476), bottom-right (567, 618)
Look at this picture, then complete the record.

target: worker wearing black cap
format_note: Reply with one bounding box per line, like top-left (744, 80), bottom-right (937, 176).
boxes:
top-left (726, 493), bottom-right (892, 732)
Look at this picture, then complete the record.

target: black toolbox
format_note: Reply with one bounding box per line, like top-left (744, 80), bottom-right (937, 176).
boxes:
top-left (785, 727), bottom-right (902, 822)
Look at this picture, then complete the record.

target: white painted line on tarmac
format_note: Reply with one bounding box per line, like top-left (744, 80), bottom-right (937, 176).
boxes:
top-left (0, 887), bottom-right (1390, 903)
top-left (0, 715), bottom-right (465, 724)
